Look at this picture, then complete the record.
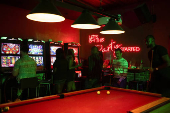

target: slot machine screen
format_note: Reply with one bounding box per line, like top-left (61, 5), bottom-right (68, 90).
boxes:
top-left (1, 43), bottom-right (20, 54)
top-left (1, 56), bottom-right (20, 67)
top-left (28, 44), bottom-right (43, 55)
top-left (51, 56), bottom-right (56, 66)
top-left (75, 71), bottom-right (82, 77)
top-left (74, 56), bottom-right (79, 65)
top-left (50, 46), bottom-right (62, 55)
top-left (30, 56), bottom-right (43, 66)
top-left (68, 47), bottom-right (78, 56)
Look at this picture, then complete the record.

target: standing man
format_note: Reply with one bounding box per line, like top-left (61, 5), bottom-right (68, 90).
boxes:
top-left (145, 35), bottom-right (170, 97)
top-left (112, 48), bottom-right (128, 88)
top-left (86, 46), bottom-right (103, 89)
top-left (13, 45), bottom-right (37, 100)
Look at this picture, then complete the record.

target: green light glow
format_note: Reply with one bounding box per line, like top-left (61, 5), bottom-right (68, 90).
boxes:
top-left (28, 39), bottom-right (33, 41)
top-left (1, 37), bottom-right (7, 39)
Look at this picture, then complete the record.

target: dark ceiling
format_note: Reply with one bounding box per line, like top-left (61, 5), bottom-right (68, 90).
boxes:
top-left (0, 0), bottom-right (152, 20)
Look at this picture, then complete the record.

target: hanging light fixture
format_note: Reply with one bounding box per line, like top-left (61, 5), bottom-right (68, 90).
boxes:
top-left (71, 10), bottom-right (101, 29)
top-left (26, 0), bottom-right (65, 22)
top-left (100, 18), bottom-right (125, 34)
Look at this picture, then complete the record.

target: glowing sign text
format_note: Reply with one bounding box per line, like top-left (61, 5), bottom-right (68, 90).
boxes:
top-left (89, 35), bottom-right (141, 57)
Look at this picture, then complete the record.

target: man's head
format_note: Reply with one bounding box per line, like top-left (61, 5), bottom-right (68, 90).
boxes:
top-left (20, 45), bottom-right (29, 56)
top-left (115, 48), bottom-right (122, 59)
top-left (91, 46), bottom-right (99, 55)
top-left (145, 35), bottom-right (155, 48)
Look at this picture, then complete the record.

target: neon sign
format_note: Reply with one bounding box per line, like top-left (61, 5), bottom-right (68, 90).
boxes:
top-left (89, 35), bottom-right (105, 43)
top-left (89, 35), bottom-right (141, 57)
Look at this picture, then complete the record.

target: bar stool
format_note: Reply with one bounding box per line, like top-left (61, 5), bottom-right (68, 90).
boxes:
top-left (11, 77), bottom-right (39, 100)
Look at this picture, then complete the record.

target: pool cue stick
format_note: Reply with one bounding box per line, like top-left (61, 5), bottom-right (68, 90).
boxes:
top-left (147, 50), bottom-right (153, 91)
top-left (110, 55), bottom-right (112, 85)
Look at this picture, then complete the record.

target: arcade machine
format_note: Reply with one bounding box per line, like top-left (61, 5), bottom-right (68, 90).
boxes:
top-left (67, 42), bottom-right (81, 65)
top-left (45, 41), bottom-right (64, 79)
top-left (67, 42), bottom-right (83, 90)
top-left (0, 36), bottom-right (22, 103)
top-left (0, 37), bottom-right (22, 73)
top-left (27, 39), bottom-right (45, 80)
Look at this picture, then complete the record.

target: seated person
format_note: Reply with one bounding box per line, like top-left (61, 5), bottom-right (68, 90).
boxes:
top-left (112, 48), bottom-right (128, 88)
top-left (13, 45), bottom-right (37, 100)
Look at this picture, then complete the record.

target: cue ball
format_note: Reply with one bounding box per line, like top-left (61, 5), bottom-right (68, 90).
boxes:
top-left (4, 106), bottom-right (9, 111)
top-left (107, 91), bottom-right (110, 94)
top-left (97, 91), bottom-right (100, 94)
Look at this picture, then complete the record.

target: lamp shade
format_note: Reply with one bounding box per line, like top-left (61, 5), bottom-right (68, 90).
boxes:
top-left (100, 18), bottom-right (125, 34)
top-left (71, 10), bottom-right (101, 29)
top-left (26, 0), bottom-right (65, 22)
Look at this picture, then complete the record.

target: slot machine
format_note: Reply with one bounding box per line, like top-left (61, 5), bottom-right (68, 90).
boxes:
top-left (0, 36), bottom-right (22, 103)
top-left (27, 39), bottom-right (46, 80)
top-left (45, 41), bottom-right (63, 79)
top-left (0, 37), bottom-right (22, 73)
top-left (67, 42), bottom-right (81, 65)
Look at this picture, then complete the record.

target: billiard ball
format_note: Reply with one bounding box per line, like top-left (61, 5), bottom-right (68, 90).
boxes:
top-left (97, 91), bottom-right (100, 94)
top-left (3, 106), bottom-right (9, 112)
top-left (107, 91), bottom-right (110, 94)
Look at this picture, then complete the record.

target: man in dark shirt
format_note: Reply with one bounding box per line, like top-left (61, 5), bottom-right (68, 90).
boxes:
top-left (145, 35), bottom-right (170, 97)
top-left (86, 46), bottom-right (103, 89)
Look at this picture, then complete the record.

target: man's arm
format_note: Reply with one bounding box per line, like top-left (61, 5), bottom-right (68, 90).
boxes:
top-left (156, 54), bottom-right (170, 70)
top-left (13, 61), bottom-right (19, 77)
top-left (12, 68), bottom-right (19, 77)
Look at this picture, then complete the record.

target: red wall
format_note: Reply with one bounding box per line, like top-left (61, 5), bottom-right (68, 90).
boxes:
top-left (0, 4), bottom-right (80, 43)
top-left (80, 0), bottom-right (170, 67)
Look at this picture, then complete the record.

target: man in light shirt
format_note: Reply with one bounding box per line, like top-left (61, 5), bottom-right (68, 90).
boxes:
top-left (112, 48), bottom-right (128, 88)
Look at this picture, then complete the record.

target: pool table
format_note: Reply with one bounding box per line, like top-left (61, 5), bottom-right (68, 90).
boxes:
top-left (0, 86), bottom-right (170, 113)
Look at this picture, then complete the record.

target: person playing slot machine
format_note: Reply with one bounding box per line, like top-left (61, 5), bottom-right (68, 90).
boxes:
top-left (112, 48), bottom-right (128, 88)
top-left (145, 35), bottom-right (170, 97)
top-left (66, 49), bottom-right (82, 92)
top-left (12, 45), bottom-right (37, 101)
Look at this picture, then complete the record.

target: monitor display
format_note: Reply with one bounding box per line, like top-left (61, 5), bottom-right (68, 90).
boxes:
top-left (28, 44), bottom-right (43, 55)
top-left (51, 56), bottom-right (56, 66)
top-left (1, 43), bottom-right (20, 54)
top-left (30, 56), bottom-right (43, 66)
top-left (68, 47), bottom-right (78, 56)
top-left (74, 56), bottom-right (79, 65)
top-left (1, 56), bottom-right (20, 67)
top-left (50, 46), bottom-right (62, 55)
top-left (75, 71), bottom-right (82, 77)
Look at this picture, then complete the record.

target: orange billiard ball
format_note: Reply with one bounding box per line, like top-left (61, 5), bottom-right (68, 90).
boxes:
top-left (107, 91), bottom-right (110, 94)
top-left (97, 91), bottom-right (100, 95)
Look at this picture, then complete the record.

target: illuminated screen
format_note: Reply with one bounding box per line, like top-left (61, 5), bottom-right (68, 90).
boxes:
top-left (50, 46), bottom-right (62, 55)
top-left (68, 47), bottom-right (78, 56)
top-left (75, 71), bottom-right (82, 77)
top-left (75, 56), bottom-right (79, 64)
top-left (51, 56), bottom-right (56, 66)
top-left (1, 43), bottom-right (20, 54)
top-left (30, 56), bottom-right (43, 66)
top-left (28, 44), bottom-right (43, 55)
top-left (1, 56), bottom-right (20, 67)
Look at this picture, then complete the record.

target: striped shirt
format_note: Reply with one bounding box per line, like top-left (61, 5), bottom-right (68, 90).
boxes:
top-left (112, 58), bottom-right (128, 78)
top-left (13, 55), bottom-right (37, 82)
